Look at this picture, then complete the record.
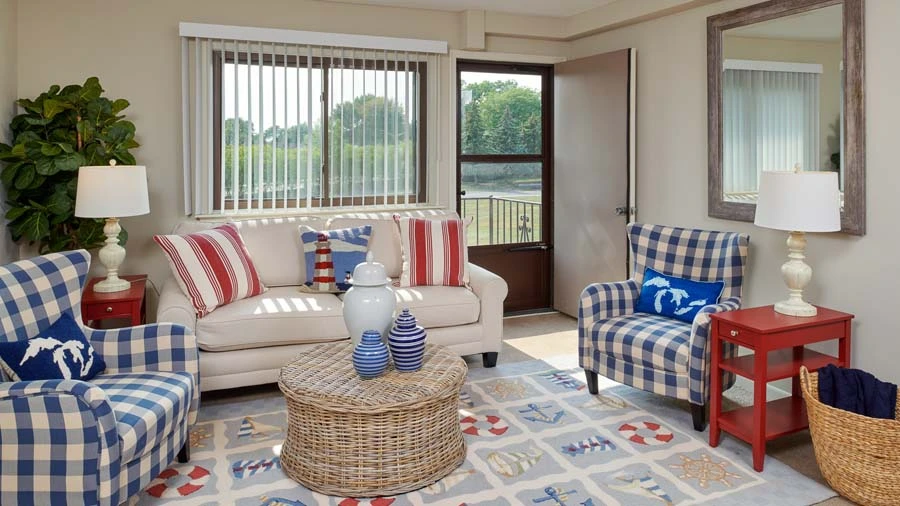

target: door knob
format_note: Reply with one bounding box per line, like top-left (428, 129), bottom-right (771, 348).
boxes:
top-left (615, 206), bottom-right (627, 216)
top-left (459, 190), bottom-right (467, 196)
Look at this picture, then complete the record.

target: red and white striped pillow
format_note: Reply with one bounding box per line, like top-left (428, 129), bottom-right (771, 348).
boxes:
top-left (394, 215), bottom-right (470, 287)
top-left (154, 223), bottom-right (266, 317)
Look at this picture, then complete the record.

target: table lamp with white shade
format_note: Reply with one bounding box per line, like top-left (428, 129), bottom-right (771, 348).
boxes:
top-left (754, 169), bottom-right (841, 317)
top-left (74, 160), bottom-right (150, 293)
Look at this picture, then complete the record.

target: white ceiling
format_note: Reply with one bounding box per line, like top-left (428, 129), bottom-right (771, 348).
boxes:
top-left (727, 4), bottom-right (842, 42)
top-left (323, 0), bottom-right (616, 18)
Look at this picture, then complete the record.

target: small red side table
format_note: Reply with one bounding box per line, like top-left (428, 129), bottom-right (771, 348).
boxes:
top-left (709, 305), bottom-right (853, 472)
top-left (81, 275), bottom-right (147, 328)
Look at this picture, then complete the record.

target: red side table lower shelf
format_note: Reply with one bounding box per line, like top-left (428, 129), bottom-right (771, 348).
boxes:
top-left (709, 305), bottom-right (853, 472)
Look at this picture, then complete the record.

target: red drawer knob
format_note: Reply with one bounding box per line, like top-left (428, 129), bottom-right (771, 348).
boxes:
top-left (106, 306), bottom-right (113, 313)
top-left (730, 330), bottom-right (739, 337)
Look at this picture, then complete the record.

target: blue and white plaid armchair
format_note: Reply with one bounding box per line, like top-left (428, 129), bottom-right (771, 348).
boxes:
top-left (578, 223), bottom-right (749, 431)
top-left (0, 250), bottom-right (199, 505)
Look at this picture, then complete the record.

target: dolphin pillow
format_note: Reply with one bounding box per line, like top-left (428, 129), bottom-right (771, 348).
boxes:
top-left (634, 267), bottom-right (725, 324)
top-left (0, 312), bottom-right (106, 381)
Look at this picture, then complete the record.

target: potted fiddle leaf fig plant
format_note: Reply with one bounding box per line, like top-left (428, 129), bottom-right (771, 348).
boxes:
top-left (0, 77), bottom-right (140, 253)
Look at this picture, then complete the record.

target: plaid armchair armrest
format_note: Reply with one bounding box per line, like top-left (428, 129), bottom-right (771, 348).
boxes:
top-left (87, 323), bottom-right (200, 425)
top-left (688, 296), bottom-right (742, 405)
top-left (0, 380), bottom-right (121, 506)
top-left (578, 280), bottom-right (641, 339)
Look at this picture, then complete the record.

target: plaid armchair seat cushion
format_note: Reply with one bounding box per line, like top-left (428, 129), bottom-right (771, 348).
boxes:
top-left (91, 371), bottom-right (194, 463)
top-left (591, 313), bottom-right (692, 373)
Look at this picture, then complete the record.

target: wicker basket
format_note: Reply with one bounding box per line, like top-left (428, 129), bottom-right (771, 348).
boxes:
top-left (799, 366), bottom-right (900, 506)
top-left (278, 343), bottom-right (467, 497)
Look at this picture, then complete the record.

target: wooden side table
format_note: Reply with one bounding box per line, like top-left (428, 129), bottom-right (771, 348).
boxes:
top-left (81, 275), bottom-right (147, 328)
top-left (709, 305), bottom-right (853, 472)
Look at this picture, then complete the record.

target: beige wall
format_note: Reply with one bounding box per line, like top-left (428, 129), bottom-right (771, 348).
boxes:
top-left (0, 0), bottom-right (16, 264)
top-left (724, 35), bottom-right (842, 170)
top-left (14, 0), bottom-right (568, 309)
top-left (572, 0), bottom-right (900, 383)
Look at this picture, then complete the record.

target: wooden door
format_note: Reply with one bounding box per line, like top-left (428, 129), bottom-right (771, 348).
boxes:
top-left (553, 49), bottom-right (636, 317)
top-left (457, 61), bottom-right (554, 313)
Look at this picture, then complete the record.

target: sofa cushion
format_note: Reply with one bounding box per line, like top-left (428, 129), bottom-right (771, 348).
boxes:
top-left (329, 209), bottom-right (458, 278)
top-left (91, 371), bottom-right (194, 463)
top-left (195, 287), bottom-right (348, 351)
top-left (391, 284), bottom-right (480, 328)
top-left (173, 217), bottom-right (329, 287)
top-left (154, 223), bottom-right (267, 318)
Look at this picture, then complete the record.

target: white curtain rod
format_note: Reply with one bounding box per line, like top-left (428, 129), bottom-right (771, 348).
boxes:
top-left (179, 22), bottom-right (448, 54)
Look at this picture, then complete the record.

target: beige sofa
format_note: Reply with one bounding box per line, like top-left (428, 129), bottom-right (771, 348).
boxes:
top-left (156, 210), bottom-right (508, 391)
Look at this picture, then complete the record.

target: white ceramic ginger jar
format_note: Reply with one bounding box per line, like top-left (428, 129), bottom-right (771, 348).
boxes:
top-left (343, 251), bottom-right (395, 345)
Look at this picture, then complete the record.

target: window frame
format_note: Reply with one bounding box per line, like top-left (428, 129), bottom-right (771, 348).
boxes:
top-left (212, 50), bottom-right (428, 211)
top-left (455, 60), bottom-right (553, 245)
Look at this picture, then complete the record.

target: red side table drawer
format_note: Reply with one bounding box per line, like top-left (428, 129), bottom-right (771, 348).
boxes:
top-left (84, 300), bottom-right (133, 320)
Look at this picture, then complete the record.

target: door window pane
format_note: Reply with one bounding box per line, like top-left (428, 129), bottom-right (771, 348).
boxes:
top-left (460, 162), bottom-right (542, 245)
top-left (460, 72), bottom-right (542, 155)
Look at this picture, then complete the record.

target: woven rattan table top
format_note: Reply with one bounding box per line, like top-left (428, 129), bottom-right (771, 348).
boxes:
top-left (279, 342), bottom-right (467, 409)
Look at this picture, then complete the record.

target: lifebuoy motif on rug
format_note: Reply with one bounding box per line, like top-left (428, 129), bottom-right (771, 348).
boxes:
top-left (460, 414), bottom-right (509, 436)
top-left (144, 466), bottom-right (210, 498)
top-left (618, 421), bottom-right (674, 446)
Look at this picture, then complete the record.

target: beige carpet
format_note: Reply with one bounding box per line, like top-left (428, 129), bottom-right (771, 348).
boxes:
top-left (494, 313), bottom-right (854, 506)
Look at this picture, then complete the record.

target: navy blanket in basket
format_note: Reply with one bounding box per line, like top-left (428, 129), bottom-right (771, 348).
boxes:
top-left (818, 364), bottom-right (897, 420)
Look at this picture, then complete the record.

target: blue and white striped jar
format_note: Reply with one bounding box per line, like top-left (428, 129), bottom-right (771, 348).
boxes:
top-left (352, 330), bottom-right (390, 379)
top-left (388, 308), bottom-right (427, 372)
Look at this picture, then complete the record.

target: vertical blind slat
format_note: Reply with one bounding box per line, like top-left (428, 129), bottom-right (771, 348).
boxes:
top-left (393, 50), bottom-right (399, 203)
top-left (306, 44), bottom-right (313, 209)
top-left (245, 41), bottom-right (253, 211)
top-left (404, 52), bottom-right (411, 205)
top-left (282, 43), bottom-right (288, 209)
top-left (339, 48), bottom-right (345, 206)
top-left (230, 40), bottom-right (239, 211)
top-left (181, 38), bottom-right (192, 215)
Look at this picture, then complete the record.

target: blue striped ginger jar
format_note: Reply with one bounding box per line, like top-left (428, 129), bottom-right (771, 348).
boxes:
top-left (388, 308), bottom-right (427, 372)
top-left (352, 330), bottom-right (390, 379)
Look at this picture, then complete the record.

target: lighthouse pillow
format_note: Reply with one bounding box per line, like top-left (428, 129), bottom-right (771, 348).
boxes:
top-left (0, 312), bottom-right (106, 382)
top-left (634, 268), bottom-right (725, 324)
top-left (299, 225), bottom-right (372, 292)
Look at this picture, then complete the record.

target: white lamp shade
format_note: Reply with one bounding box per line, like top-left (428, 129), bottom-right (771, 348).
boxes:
top-left (74, 165), bottom-right (150, 218)
top-left (754, 171), bottom-right (841, 232)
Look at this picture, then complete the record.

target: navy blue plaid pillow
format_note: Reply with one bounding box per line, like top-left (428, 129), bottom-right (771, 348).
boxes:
top-left (635, 268), bottom-right (724, 323)
top-left (0, 312), bottom-right (106, 381)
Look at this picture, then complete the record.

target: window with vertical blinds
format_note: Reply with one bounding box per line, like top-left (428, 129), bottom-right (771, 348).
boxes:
top-left (180, 25), bottom-right (444, 215)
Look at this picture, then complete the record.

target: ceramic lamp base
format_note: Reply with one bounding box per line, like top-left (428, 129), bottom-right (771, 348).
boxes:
top-left (774, 299), bottom-right (817, 317)
top-left (93, 276), bottom-right (131, 293)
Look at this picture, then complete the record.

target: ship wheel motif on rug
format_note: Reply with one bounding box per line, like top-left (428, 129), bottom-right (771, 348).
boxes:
top-left (669, 453), bottom-right (742, 488)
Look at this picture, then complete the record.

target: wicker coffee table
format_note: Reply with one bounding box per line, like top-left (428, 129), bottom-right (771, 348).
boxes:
top-left (278, 342), bottom-right (468, 497)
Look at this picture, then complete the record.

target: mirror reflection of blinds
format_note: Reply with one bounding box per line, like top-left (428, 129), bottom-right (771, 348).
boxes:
top-left (180, 24), bottom-right (446, 216)
top-left (722, 60), bottom-right (821, 195)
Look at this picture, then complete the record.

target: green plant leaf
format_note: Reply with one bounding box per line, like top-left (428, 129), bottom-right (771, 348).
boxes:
top-left (1, 160), bottom-right (25, 186)
top-left (56, 142), bottom-right (74, 153)
top-left (43, 98), bottom-right (70, 120)
top-left (24, 116), bottom-right (52, 127)
top-left (4, 206), bottom-right (27, 221)
top-left (40, 143), bottom-right (62, 157)
top-left (47, 187), bottom-right (73, 216)
top-left (115, 152), bottom-right (136, 165)
top-left (16, 98), bottom-right (42, 115)
top-left (14, 165), bottom-right (36, 189)
top-left (103, 121), bottom-right (136, 144)
top-left (111, 98), bottom-right (130, 114)
top-left (47, 85), bottom-right (60, 96)
top-left (76, 77), bottom-right (103, 103)
top-left (54, 152), bottom-right (85, 172)
top-left (14, 210), bottom-right (50, 242)
top-left (34, 156), bottom-right (58, 176)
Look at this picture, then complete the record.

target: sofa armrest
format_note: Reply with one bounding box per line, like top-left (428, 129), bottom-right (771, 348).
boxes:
top-left (0, 380), bottom-right (121, 506)
top-left (468, 263), bottom-right (508, 353)
top-left (157, 276), bottom-right (197, 330)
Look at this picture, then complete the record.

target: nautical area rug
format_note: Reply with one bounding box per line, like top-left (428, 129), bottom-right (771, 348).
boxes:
top-left (135, 360), bottom-right (835, 506)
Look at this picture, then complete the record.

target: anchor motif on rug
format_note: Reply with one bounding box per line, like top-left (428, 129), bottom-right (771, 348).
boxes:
top-left (520, 403), bottom-right (565, 424)
top-left (560, 435), bottom-right (616, 457)
top-left (540, 371), bottom-right (586, 391)
top-left (531, 486), bottom-right (593, 506)
top-left (608, 473), bottom-right (675, 505)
